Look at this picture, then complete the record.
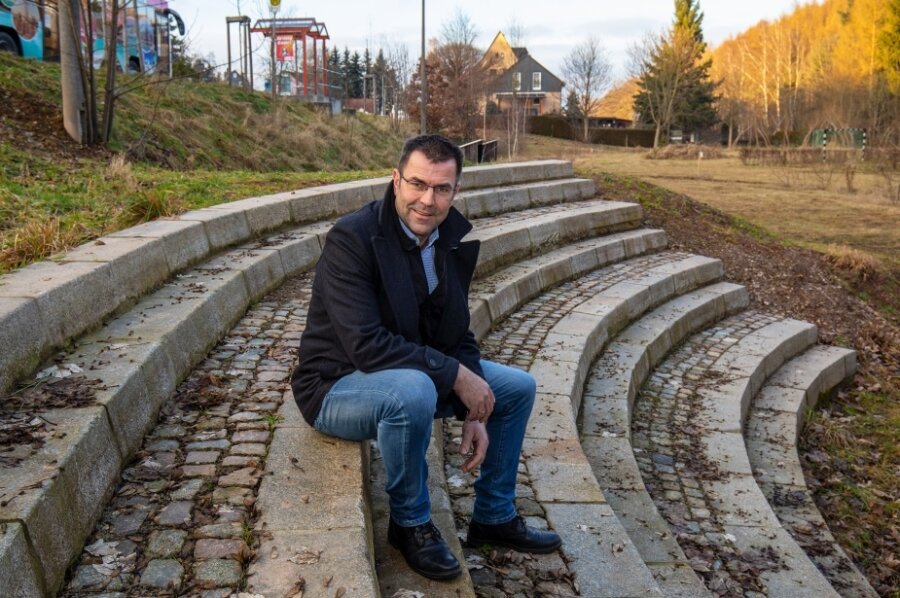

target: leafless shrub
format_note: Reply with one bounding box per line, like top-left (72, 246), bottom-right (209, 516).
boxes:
top-left (646, 144), bottom-right (724, 160)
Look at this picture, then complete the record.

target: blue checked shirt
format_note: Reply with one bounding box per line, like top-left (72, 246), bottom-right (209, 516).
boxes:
top-left (398, 219), bottom-right (440, 294)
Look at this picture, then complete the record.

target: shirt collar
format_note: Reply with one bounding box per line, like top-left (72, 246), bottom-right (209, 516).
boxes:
top-left (398, 218), bottom-right (440, 250)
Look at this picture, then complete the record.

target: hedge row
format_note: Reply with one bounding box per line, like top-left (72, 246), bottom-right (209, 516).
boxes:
top-left (529, 116), bottom-right (655, 148)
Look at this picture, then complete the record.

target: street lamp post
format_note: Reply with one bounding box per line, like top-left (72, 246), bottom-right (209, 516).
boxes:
top-left (420, 0), bottom-right (426, 134)
top-left (269, 0), bottom-right (280, 99)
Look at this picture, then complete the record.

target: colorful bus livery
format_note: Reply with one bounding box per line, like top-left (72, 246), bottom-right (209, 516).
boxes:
top-left (0, 0), bottom-right (55, 60)
top-left (0, 0), bottom-right (183, 75)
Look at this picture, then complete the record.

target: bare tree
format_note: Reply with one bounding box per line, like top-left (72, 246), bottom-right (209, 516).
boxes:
top-left (505, 17), bottom-right (526, 47)
top-left (562, 36), bottom-right (613, 142)
top-left (430, 10), bottom-right (485, 139)
top-left (386, 41), bottom-right (412, 126)
top-left (441, 8), bottom-right (478, 47)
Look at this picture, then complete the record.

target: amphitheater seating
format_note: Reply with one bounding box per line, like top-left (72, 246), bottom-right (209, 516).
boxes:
top-left (0, 160), bottom-right (867, 598)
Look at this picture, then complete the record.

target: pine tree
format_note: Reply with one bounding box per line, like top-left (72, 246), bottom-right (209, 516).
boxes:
top-left (341, 47), bottom-right (352, 98)
top-left (348, 51), bottom-right (364, 98)
top-left (672, 0), bottom-right (717, 134)
top-left (328, 47), bottom-right (343, 99)
top-left (372, 49), bottom-right (389, 113)
top-left (634, 0), bottom-right (718, 143)
top-left (564, 89), bottom-right (583, 120)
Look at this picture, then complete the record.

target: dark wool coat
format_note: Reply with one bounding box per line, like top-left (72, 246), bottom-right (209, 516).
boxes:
top-left (291, 183), bottom-right (484, 426)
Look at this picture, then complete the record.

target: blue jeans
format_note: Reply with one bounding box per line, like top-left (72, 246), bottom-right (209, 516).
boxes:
top-left (313, 360), bottom-right (536, 527)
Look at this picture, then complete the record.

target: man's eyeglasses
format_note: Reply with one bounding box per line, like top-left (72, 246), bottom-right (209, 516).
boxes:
top-left (399, 174), bottom-right (456, 199)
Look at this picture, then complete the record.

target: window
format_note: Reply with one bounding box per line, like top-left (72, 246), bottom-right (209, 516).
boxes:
top-left (532, 72), bottom-right (541, 90)
top-left (512, 72), bottom-right (521, 91)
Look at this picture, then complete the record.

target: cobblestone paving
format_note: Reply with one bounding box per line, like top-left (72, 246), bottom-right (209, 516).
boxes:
top-left (443, 421), bottom-right (577, 598)
top-left (477, 251), bottom-right (692, 370)
top-left (442, 252), bottom-right (692, 598)
top-left (631, 311), bottom-right (783, 598)
top-left (60, 275), bottom-right (313, 597)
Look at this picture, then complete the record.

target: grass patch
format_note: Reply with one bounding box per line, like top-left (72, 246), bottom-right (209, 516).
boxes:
top-left (0, 52), bottom-right (413, 272)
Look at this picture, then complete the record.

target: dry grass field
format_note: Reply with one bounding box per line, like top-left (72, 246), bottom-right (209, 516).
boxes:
top-left (521, 135), bottom-right (900, 271)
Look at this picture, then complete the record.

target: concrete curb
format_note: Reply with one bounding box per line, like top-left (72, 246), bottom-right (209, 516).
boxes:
top-left (747, 347), bottom-right (878, 597)
top-left (0, 161), bottom-right (575, 395)
top-left (580, 281), bottom-right (748, 597)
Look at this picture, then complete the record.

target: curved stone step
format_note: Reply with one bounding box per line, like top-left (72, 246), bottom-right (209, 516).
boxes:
top-left (439, 251), bottom-right (729, 597)
top-left (746, 347), bottom-right (878, 597)
top-left (631, 313), bottom-right (841, 596)
top-left (468, 228), bottom-right (669, 339)
top-left (456, 177), bottom-right (595, 220)
top-left (580, 282), bottom-right (748, 597)
top-left (0, 165), bottom-right (606, 595)
top-left (523, 260), bottom-right (727, 598)
top-left (0, 160), bottom-right (577, 396)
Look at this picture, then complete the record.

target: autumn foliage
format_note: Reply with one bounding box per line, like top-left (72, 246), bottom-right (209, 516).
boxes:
top-left (711, 0), bottom-right (900, 146)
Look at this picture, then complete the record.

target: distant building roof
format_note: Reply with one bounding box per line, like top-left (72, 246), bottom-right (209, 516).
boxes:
top-left (591, 78), bottom-right (639, 121)
top-left (480, 31), bottom-right (565, 90)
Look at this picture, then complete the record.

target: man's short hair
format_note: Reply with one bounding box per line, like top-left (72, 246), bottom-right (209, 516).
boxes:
top-left (398, 134), bottom-right (463, 179)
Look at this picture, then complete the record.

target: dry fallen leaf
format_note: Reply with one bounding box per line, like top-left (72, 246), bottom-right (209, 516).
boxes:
top-left (288, 547), bottom-right (323, 565)
top-left (285, 577), bottom-right (305, 598)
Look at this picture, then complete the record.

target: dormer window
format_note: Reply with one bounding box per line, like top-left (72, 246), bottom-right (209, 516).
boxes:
top-left (512, 72), bottom-right (521, 91)
top-left (532, 72), bottom-right (541, 90)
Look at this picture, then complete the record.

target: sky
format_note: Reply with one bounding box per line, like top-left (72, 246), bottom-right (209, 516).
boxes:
top-left (168, 0), bottom-right (805, 86)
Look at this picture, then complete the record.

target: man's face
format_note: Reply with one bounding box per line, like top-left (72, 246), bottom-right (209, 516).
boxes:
top-left (392, 150), bottom-right (459, 244)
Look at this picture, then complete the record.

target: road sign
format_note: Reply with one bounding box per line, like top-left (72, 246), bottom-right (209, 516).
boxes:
top-left (269, 0), bottom-right (280, 13)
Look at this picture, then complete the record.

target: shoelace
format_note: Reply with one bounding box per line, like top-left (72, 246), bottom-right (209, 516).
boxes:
top-left (414, 522), bottom-right (442, 545)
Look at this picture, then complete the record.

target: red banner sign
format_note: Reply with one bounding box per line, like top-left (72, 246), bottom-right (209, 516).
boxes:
top-left (276, 36), bottom-right (294, 61)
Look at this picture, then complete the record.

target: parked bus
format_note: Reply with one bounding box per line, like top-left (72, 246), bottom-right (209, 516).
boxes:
top-left (0, 0), bottom-right (183, 74)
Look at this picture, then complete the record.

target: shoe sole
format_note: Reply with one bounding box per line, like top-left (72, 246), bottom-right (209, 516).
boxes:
top-left (388, 536), bottom-right (463, 581)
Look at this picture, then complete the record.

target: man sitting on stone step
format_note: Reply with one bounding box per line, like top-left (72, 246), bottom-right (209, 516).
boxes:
top-left (291, 134), bottom-right (561, 581)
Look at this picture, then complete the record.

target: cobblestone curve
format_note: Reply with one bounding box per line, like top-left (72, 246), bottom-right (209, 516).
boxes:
top-left (438, 252), bottom-right (704, 598)
top-left (745, 348), bottom-right (877, 598)
top-left (579, 282), bottom-right (750, 598)
top-left (630, 311), bottom-right (807, 597)
top-left (477, 251), bottom-right (694, 371)
top-left (60, 275), bottom-right (312, 597)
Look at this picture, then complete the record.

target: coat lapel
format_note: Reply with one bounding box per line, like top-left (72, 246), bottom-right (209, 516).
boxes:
top-left (373, 191), bottom-right (420, 342)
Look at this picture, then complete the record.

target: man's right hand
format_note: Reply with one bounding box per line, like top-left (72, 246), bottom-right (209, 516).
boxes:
top-left (454, 364), bottom-right (495, 423)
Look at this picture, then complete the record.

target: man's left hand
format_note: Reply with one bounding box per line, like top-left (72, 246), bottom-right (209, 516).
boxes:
top-left (459, 420), bottom-right (488, 473)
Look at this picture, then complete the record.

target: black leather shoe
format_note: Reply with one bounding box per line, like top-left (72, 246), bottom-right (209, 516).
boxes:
top-left (388, 519), bottom-right (462, 581)
top-left (467, 515), bottom-right (562, 554)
